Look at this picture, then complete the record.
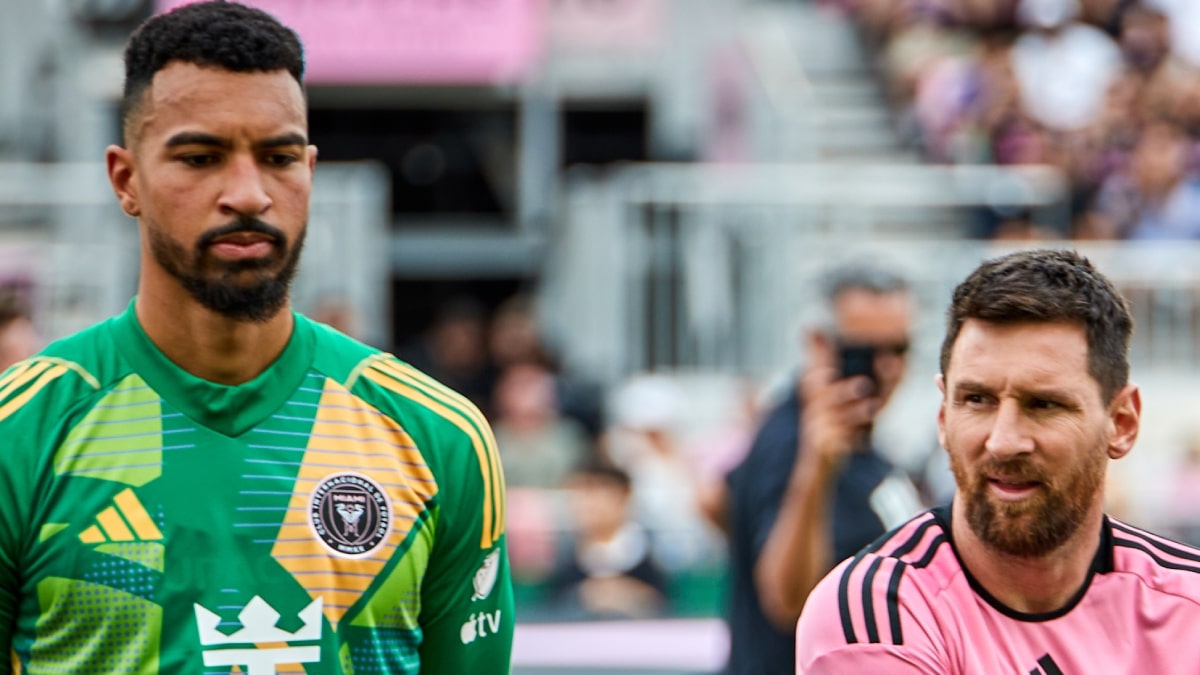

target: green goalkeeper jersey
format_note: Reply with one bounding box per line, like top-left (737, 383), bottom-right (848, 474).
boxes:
top-left (0, 303), bottom-right (513, 674)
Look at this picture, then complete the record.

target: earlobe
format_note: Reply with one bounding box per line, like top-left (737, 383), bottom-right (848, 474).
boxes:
top-left (105, 145), bottom-right (140, 217)
top-left (1108, 384), bottom-right (1141, 460)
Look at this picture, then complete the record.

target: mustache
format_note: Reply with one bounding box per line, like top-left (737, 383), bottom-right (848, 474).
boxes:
top-left (980, 457), bottom-right (1049, 484)
top-left (197, 216), bottom-right (287, 249)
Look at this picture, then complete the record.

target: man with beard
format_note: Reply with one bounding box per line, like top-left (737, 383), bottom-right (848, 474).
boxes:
top-left (0, 3), bottom-right (512, 674)
top-left (797, 249), bottom-right (1200, 674)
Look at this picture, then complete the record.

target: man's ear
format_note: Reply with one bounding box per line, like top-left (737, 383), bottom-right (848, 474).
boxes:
top-left (106, 145), bottom-right (140, 217)
top-left (1107, 383), bottom-right (1141, 461)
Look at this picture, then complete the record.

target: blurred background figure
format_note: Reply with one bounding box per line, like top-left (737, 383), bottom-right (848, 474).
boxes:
top-left (605, 374), bottom-right (724, 575)
top-left (396, 296), bottom-right (496, 415)
top-left (307, 293), bottom-right (362, 341)
top-left (711, 265), bottom-right (926, 675)
top-left (547, 458), bottom-right (669, 620)
top-left (492, 360), bottom-right (592, 491)
top-left (1092, 120), bottom-right (1200, 239)
top-left (0, 289), bottom-right (38, 371)
top-left (1162, 436), bottom-right (1200, 546)
top-left (488, 293), bottom-right (605, 439)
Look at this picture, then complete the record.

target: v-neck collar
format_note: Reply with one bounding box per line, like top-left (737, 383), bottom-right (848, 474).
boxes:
top-left (109, 300), bottom-right (316, 437)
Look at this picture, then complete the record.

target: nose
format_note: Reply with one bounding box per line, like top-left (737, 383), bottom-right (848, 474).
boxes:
top-left (984, 399), bottom-right (1035, 459)
top-left (217, 155), bottom-right (271, 217)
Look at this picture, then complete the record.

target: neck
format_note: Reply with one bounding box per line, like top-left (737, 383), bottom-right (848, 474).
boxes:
top-left (135, 284), bottom-right (294, 386)
top-left (951, 497), bottom-right (1104, 614)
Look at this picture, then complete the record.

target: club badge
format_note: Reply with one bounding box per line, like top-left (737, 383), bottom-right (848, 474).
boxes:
top-left (309, 472), bottom-right (392, 557)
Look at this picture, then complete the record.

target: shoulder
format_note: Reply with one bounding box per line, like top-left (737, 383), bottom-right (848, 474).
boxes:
top-left (730, 392), bottom-right (798, 480)
top-left (1108, 518), bottom-right (1200, 602)
top-left (0, 318), bottom-right (129, 429)
top-left (340, 350), bottom-right (489, 437)
top-left (304, 316), bottom-right (483, 431)
top-left (799, 511), bottom-right (956, 652)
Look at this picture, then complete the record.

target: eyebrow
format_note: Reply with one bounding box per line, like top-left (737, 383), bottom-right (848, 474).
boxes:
top-left (164, 132), bottom-right (308, 149)
top-left (953, 378), bottom-right (1078, 403)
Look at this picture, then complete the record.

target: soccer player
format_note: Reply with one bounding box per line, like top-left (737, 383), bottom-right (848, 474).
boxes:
top-left (796, 249), bottom-right (1200, 673)
top-left (0, 3), bottom-right (512, 673)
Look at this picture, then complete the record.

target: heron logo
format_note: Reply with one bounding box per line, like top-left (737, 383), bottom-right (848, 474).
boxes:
top-left (309, 472), bottom-right (391, 557)
top-left (472, 550), bottom-right (501, 601)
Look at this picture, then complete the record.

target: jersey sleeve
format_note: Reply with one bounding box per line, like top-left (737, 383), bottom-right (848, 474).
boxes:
top-left (796, 555), bottom-right (948, 674)
top-left (350, 354), bottom-right (514, 673)
top-left (0, 359), bottom-right (67, 672)
top-left (414, 403), bottom-right (513, 674)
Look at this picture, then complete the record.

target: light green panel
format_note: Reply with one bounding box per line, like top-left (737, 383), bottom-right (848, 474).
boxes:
top-left (32, 577), bottom-right (161, 674)
top-left (54, 375), bottom-right (163, 486)
top-left (350, 518), bottom-right (435, 630)
top-left (340, 643), bottom-right (355, 675)
top-left (38, 524), bottom-right (68, 543)
top-left (95, 542), bottom-right (165, 573)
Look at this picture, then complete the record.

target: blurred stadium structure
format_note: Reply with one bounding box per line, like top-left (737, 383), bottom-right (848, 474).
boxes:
top-left (4, 0), bottom-right (1200, 672)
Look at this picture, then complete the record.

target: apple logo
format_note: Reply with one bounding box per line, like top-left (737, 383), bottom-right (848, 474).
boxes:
top-left (460, 614), bottom-right (477, 644)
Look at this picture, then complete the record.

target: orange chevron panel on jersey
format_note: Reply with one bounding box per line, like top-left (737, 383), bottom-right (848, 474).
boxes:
top-left (361, 356), bottom-right (505, 548)
top-left (271, 378), bottom-right (437, 629)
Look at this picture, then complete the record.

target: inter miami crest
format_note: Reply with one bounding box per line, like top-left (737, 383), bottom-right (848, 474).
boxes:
top-left (309, 473), bottom-right (392, 557)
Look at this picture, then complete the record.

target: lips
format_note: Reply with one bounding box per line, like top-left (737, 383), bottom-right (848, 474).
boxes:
top-left (208, 233), bottom-right (276, 260)
top-left (211, 232), bottom-right (275, 246)
top-left (986, 475), bottom-right (1042, 501)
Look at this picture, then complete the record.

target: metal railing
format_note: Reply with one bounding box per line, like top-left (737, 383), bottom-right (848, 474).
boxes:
top-left (542, 161), bottom-right (1072, 384)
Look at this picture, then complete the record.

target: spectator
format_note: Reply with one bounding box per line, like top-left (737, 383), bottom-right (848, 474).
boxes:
top-left (0, 293), bottom-right (38, 371)
top-left (397, 296), bottom-right (496, 415)
top-left (488, 292), bottom-right (604, 438)
top-left (711, 264), bottom-right (925, 675)
top-left (1092, 121), bottom-right (1200, 239)
top-left (547, 459), bottom-right (669, 619)
top-left (605, 374), bottom-right (722, 573)
top-left (492, 361), bottom-right (592, 490)
top-left (1010, 0), bottom-right (1123, 132)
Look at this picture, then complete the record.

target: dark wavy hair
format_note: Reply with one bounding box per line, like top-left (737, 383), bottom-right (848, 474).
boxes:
top-left (119, 1), bottom-right (305, 141)
top-left (940, 249), bottom-right (1133, 403)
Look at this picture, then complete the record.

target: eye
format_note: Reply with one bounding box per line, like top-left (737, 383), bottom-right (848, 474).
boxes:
top-left (179, 154), bottom-right (219, 168)
top-left (264, 152), bottom-right (300, 167)
top-left (1029, 398), bottom-right (1059, 410)
top-left (959, 392), bottom-right (989, 407)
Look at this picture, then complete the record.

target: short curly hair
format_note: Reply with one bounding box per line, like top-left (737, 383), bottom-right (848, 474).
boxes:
top-left (939, 249), bottom-right (1133, 403)
top-left (120, 1), bottom-right (305, 142)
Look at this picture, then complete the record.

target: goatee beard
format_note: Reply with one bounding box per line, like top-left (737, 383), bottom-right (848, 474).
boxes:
top-left (148, 215), bottom-right (305, 323)
top-left (953, 453), bottom-right (1104, 558)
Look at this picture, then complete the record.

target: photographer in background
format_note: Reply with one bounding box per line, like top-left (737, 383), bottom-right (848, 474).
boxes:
top-left (703, 265), bottom-right (925, 675)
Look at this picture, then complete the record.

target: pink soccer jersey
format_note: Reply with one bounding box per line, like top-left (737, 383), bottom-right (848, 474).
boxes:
top-left (796, 506), bottom-right (1200, 674)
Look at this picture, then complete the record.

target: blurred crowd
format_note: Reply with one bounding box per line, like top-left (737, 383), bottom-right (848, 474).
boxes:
top-left (393, 294), bottom-right (746, 621)
top-left (828, 0), bottom-right (1200, 240)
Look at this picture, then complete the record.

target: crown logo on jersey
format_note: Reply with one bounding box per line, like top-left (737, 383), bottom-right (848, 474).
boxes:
top-left (194, 596), bottom-right (323, 646)
top-left (193, 597), bottom-right (323, 675)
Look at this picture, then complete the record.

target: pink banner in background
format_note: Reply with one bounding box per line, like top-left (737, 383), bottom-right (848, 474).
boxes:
top-left (155, 0), bottom-right (546, 85)
top-left (549, 0), bottom-right (668, 53)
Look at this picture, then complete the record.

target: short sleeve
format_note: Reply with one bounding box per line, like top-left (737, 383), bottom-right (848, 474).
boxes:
top-left (796, 555), bottom-right (948, 674)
